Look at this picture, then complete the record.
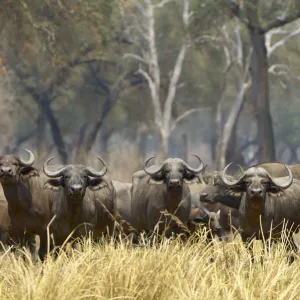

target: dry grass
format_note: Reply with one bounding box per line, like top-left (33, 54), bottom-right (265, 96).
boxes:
top-left (0, 233), bottom-right (300, 300)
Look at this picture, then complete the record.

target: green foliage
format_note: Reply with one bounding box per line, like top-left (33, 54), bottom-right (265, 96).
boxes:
top-left (0, 0), bottom-right (299, 162)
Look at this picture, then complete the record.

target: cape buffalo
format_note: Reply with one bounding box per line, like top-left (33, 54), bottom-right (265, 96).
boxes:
top-left (44, 157), bottom-right (116, 246)
top-left (221, 163), bottom-right (300, 241)
top-left (0, 199), bottom-right (11, 245)
top-left (188, 201), bottom-right (222, 239)
top-left (131, 155), bottom-right (204, 236)
top-left (0, 149), bottom-right (53, 259)
top-left (198, 172), bottom-right (240, 240)
top-left (112, 180), bottom-right (134, 233)
top-left (254, 162), bottom-right (300, 179)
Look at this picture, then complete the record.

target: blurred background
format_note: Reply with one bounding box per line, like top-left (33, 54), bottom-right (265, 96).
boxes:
top-left (0, 0), bottom-right (299, 180)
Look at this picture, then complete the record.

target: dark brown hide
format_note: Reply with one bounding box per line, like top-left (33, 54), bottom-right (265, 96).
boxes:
top-left (112, 180), bottom-right (134, 234)
top-left (44, 163), bottom-right (116, 246)
top-left (131, 157), bottom-right (203, 235)
top-left (0, 152), bottom-right (53, 260)
top-left (0, 192), bottom-right (11, 245)
top-left (222, 165), bottom-right (299, 241)
top-left (199, 171), bottom-right (240, 240)
top-left (187, 204), bottom-right (222, 239)
top-left (255, 162), bottom-right (300, 179)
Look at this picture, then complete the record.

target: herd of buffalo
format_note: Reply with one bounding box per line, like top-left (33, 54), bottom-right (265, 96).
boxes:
top-left (0, 149), bottom-right (299, 261)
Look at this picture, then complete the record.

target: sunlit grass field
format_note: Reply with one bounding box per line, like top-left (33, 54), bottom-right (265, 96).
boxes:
top-left (0, 232), bottom-right (300, 300)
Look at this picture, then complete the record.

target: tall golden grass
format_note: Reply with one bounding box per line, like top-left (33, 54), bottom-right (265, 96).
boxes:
top-left (0, 232), bottom-right (300, 300)
top-left (8, 151), bottom-right (300, 299)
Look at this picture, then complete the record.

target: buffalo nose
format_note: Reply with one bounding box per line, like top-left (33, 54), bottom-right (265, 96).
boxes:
top-left (1, 167), bottom-right (12, 174)
top-left (200, 192), bottom-right (208, 199)
top-left (169, 179), bottom-right (180, 186)
top-left (250, 188), bottom-right (263, 195)
top-left (71, 184), bottom-right (83, 193)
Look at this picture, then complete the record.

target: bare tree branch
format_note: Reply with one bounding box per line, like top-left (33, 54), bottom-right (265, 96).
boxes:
top-left (217, 49), bottom-right (252, 169)
top-left (163, 42), bottom-right (188, 131)
top-left (138, 68), bottom-right (162, 126)
top-left (233, 26), bottom-right (243, 66)
top-left (225, 0), bottom-right (253, 29)
top-left (136, 1), bottom-right (148, 16)
top-left (152, 0), bottom-right (174, 9)
top-left (266, 25), bottom-right (300, 57)
top-left (170, 107), bottom-right (211, 133)
top-left (268, 64), bottom-right (300, 81)
top-left (265, 28), bottom-right (290, 52)
top-left (262, 12), bottom-right (300, 34)
top-left (163, 0), bottom-right (190, 132)
top-left (123, 53), bottom-right (150, 64)
top-left (125, 0), bottom-right (191, 159)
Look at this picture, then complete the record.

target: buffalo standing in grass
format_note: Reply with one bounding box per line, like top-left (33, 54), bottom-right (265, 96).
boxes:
top-left (0, 149), bottom-right (54, 260)
top-left (44, 157), bottom-right (116, 247)
top-left (221, 164), bottom-right (300, 241)
top-left (131, 156), bottom-right (204, 236)
top-left (198, 172), bottom-right (240, 240)
top-left (255, 162), bottom-right (300, 179)
top-left (188, 201), bottom-right (222, 239)
top-left (112, 180), bottom-right (135, 235)
top-left (0, 199), bottom-right (11, 245)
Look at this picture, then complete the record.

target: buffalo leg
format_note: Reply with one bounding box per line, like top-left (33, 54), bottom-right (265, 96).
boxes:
top-left (38, 230), bottom-right (54, 261)
top-left (24, 233), bottom-right (37, 260)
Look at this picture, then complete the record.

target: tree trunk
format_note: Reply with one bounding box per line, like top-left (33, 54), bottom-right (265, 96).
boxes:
top-left (215, 80), bottom-right (249, 170)
top-left (138, 132), bottom-right (148, 162)
top-left (42, 102), bottom-right (68, 164)
top-left (99, 126), bottom-right (113, 163)
top-left (36, 110), bottom-right (47, 166)
top-left (225, 123), bottom-right (245, 167)
top-left (249, 29), bottom-right (275, 163)
top-left (178, 133), bottom-right (188, 162)
top-left (215, 109), bottom-right (225, 170)
top-left (160, 130), bottom-right (169, 161)
top-left (244, 1), bottom-right (276, 163)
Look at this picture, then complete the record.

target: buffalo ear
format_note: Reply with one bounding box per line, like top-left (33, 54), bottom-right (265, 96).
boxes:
top-left (88, 178), bottom-right (107, 191)
top-left (20, 166), bottom-right (38, 176)
top-left (267, 185), bottom-right (281, 193)
top-left (193, 215), bottom-right (209, 224)
top-left (228, 184), bottom-right (245, 193)
top-left (184, 174), bottom-right (201, 184)
top-left (44, 179), bottom-right (62, 191)
top-left (148, 174), bottom-right (164, 185)
top-left (192, 207), bottom-right (210, 223)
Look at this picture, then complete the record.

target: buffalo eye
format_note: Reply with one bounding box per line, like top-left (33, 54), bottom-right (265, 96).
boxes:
top-left (243, 180), bottom-right (251, 185)
top-left (184, 171), bottom-right (194, 178)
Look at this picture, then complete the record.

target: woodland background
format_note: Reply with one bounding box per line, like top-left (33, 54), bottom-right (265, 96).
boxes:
top-left (0, 0), bottom-right (300, 178)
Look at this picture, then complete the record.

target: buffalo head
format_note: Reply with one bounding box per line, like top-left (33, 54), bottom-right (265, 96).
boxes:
top-left (0, 149), bottom-right (36, 184)
top-left (221, 163), bottom-right (293, 202)
top-left (190, 206), bottom-right (222, 238)
top-left (144, 155), bottom-right (204, 189)
top-left (199, 171), bottom-right (241, 204)
top-left (44, 157), bottom-right (107, 199)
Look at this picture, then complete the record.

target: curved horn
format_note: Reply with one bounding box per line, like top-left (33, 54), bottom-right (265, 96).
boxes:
top-left (143, 156), bottom-right (163, 176)
top-left (20, 148), bottom-right (35, 166)
top-left (43, 157), bottom-right (67, 178)
top-left (86, 157), bottom-right (107, 177)
top-left (221, 163), bottom-right (245, 186)
top-left (202, 206), bottom-right (211, 217)
top-left (184, 154), bottom-right (205, 174)
top-left (269, 165), bottom-right (293, 190)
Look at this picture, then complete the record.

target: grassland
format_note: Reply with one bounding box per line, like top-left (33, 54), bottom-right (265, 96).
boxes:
top-left (0, 232), bottom-right (299, 300)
